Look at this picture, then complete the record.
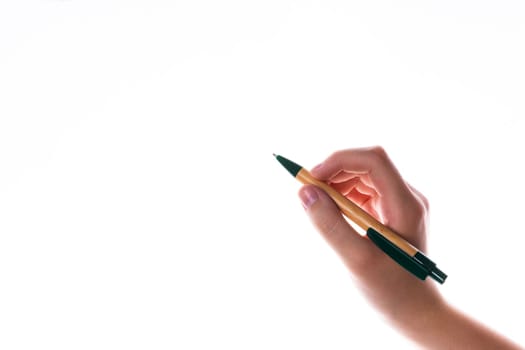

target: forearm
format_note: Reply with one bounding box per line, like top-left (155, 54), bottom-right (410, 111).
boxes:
top-left (394, 299), bottom-right (523, 350)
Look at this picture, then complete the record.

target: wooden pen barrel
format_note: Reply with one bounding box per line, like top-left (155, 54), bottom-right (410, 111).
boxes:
top-left (296, 168), bottom-right (419, 256)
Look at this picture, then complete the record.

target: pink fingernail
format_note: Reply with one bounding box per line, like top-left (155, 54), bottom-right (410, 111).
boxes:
top-left (299, 187), bottom-right (319, 209)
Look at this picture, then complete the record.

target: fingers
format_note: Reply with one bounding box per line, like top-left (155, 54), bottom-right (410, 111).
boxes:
top-left (298, 185), bottom-right (377, 269)
top-left (331, 178), bottom-right (378, 198)
top-left (311, 146), bottom-right (410, 200)
top-left (329, 177), bottom-right (361, 195)
top-left (309, 147), bottom-right (427, 242)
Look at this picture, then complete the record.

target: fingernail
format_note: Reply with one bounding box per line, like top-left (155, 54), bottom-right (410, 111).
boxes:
top-left (299, 187), bottom-right (319, 209)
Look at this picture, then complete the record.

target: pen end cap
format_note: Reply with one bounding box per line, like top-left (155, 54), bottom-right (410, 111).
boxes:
top-left (430, 268), bottom-right (448, 284)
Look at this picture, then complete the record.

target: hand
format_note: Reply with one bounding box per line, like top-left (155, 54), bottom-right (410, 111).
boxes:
top-left (299, 146), bottom-right (523, 349)
top-left (298, 147), bottom-right (442, 327)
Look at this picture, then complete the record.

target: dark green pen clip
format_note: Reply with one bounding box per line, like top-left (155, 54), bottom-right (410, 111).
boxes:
top-left (366, 228), bottom-right (447, 284)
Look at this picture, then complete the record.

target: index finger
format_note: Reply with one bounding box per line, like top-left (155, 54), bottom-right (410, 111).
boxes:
top-left (310, 146), bottom-right (410, 199)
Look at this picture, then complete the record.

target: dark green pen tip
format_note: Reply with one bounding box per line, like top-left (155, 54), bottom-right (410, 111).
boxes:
top-left (274, 154), bottom-right (302, 177)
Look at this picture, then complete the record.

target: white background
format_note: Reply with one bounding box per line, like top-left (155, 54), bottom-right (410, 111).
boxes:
top-left (1, 1), bottom-right (525, 349)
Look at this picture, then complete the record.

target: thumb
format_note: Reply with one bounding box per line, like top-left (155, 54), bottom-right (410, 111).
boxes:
top-left (298, 185), bottom-right (377, 269)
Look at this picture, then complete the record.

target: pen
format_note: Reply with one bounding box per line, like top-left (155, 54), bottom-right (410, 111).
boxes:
top-left (274, 154), bottom-right (447, 284)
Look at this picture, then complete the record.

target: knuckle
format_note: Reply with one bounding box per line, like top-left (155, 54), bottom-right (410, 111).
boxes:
top-left (398, 197), bottom-right (427, 224)
top-left (409, 184), bottom-right (430, 211)
top-left (403, 196), bottom-right (426, 218)
top-left (328, 149), bottom-right (348, 162)
top-left (412, 202), bottom-right (426, 219)
top-left (317, 217), bottom-right (347, 245)
top-left (369, 145), bottom-right (388, 161)
top-left (419, 194), bottom-right (430, 211)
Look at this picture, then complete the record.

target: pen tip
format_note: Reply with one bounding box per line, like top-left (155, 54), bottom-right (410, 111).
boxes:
top-left (272, 153), bottom-right (277, 157)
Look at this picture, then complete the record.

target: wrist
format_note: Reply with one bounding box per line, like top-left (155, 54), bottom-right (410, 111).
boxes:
top-left (381, 283), bottom-right (447, 347)
top-left (399, 293), bottom-right (449, 348)
top-left (390, 294), bottom-right (523, 350)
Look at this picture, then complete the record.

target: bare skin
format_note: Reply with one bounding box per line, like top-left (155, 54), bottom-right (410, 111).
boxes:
top-left (298, 146), bottom-right (522, 349)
